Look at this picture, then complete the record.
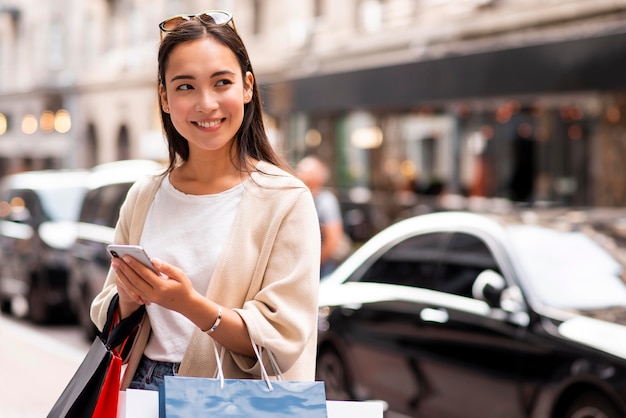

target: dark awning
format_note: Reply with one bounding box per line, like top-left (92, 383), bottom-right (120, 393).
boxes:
top-left (267, 31), bottom-right (626, 114)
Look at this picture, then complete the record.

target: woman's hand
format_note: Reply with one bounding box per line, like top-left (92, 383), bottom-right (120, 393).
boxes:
top-left (112, 256), bottom-right (199, 314)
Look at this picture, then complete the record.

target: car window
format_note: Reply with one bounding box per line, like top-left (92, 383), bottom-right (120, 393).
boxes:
top-left (436, 232), bottom-right (500, 298)
top-left (356, 232), bottom-right (447, 289)
top-left (35, 187), bottom-right (86, 222)
top-left (507, 225), bottom-right (626, 309)
top-left (80, 183), bottom-right (132, 228)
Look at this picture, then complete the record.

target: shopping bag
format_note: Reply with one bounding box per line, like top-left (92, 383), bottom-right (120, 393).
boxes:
top-left (326, 400), bottom-right (384, 417)
top-left (159, 344), bottom-right (327, 418)
top-left (159, 376), bottom-right (327, 418)
top-left (47, 294), bottom-right (145, 418)
top-left (121, 389), bottom-right (160, 418)
top-left (117, 390), bottom-right (383, 418)
top-left (92, 349), bottom-right (122, 418)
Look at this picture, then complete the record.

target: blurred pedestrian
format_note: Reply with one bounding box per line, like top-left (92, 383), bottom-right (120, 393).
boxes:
top-left (297, 155), bottom-right (346, 277)
top-left (90, 10), bottom-right (321, 391)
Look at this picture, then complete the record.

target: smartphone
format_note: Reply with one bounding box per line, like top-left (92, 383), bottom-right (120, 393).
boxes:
top-left (107, 244), bottom-right (158, 274)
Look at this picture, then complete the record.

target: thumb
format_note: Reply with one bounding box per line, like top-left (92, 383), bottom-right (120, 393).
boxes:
top-left (151, 258), bottom-right (179, 280)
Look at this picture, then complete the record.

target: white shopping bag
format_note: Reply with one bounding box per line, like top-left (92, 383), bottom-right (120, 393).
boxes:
top-left (117, 389), bottom-right (159, 418)
top-left (327, 400), bottom-right (384, 417)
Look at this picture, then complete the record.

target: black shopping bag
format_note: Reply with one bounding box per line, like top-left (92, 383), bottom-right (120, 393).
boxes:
top-left (159, 344), bottom-right (327, 418)
top-left (47, 295), bottom-right (145, 418)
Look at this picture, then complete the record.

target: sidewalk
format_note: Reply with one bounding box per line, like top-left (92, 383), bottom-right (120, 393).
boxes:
top-left (0, 317), bottom-right (88, 418)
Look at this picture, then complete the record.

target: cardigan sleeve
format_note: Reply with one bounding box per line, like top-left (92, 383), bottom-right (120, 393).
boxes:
top-left (232, 187), bottom-right (321, 376)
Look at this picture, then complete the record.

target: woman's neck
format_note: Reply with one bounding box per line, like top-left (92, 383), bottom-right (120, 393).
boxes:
top-left (170, 153), bottom-right (249, 195)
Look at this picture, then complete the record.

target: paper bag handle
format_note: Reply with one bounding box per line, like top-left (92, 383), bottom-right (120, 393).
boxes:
top-left (212, 340), bottom-right (283, 391)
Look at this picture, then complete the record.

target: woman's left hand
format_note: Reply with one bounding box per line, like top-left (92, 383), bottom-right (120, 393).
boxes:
top-left (113, 255), bottom-right (199, 313)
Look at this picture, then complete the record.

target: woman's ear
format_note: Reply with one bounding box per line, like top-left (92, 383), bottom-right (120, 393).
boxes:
top-left (159, 84), bottom-right (170, 113)
top-left (244, 71), bottom-right (254, 104)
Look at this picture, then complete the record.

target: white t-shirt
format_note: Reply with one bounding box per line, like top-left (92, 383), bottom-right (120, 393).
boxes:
top-left (140, 174), bottom-right (245, 362)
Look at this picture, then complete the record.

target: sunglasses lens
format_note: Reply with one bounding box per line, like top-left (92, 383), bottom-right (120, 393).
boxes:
top-left (198, 11), bottom-right (232, 25)
top-left (160, 16), bottom-right (188, 32)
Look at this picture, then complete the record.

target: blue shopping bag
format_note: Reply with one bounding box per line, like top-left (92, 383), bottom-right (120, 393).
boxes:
top-left (159, 336), bottom-right (327, 417)
top-left (158, 375), bottom-right (327, 418)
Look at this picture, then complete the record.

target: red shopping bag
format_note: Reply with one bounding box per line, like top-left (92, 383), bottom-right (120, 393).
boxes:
top-left (92, 350), bottom-right (122, 418)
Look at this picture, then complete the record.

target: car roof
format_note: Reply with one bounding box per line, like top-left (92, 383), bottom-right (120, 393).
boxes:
top-left (1, 169), bottom-right (89, 191)
top-left (85, 159), bottom-right (164, 190)
top-left (385, 208), bottom-right (626, 238)
top-left (324, 208), bottom-right (626, 285)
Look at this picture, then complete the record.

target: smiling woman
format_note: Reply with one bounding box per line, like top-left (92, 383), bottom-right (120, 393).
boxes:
top-left (158, 37), bottom-right (253, 162)
top-left (89, 10), bottom-right (321, 393)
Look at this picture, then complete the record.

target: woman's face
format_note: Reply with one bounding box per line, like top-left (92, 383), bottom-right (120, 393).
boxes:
top-left (160, 37), bottom-right (253, 157)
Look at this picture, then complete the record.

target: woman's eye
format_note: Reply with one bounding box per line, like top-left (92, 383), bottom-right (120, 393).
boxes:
top-left (176, 84), bottom-right (193, 91)
top-left (216, 79), bottom-right (233, 87)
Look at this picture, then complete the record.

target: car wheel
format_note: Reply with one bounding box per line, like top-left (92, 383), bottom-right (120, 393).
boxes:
top-left (316, 347), bottom-right (353, 400)
top-left (0, 295), bottom-right (11, 314)
top-left (27, 278), bottom-right (50, 324)
top-left (562, 391), bottom-right (621, 418)
top-left (0, 270), bottom-right (12, 314)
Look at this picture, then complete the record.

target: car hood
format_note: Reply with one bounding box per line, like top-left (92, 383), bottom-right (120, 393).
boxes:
top-left (558, 316), bottom-right (626, 359)
top-left (39, 221), bottom-right (78, 250)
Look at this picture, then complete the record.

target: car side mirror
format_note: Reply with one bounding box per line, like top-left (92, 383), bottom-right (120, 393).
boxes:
top-left (472, 269), bottom-right (505, 307)
top-left (473, 269), bottom-right (530, 326)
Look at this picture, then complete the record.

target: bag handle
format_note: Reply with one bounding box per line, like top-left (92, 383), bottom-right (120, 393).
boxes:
top-left (99, 294), bottom-right (146, 350)
top-left (212, 340), bottom-right (284, 391)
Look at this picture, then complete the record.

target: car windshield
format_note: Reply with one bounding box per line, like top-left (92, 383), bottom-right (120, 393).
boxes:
top-left (506, 225), bottom-right (626, 310)
top-left (36, 187), bottom-right (86, 222)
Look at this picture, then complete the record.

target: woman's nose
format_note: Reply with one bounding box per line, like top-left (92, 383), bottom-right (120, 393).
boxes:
top-left (195, 90), bottom-right (218, 112)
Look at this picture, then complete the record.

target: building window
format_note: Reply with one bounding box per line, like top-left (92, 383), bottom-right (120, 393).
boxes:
top-left (48, 22), bottom-right (64, 71)
top-left (117, 125), bottom-right (130, 160)
top-left (358, 0), bottom-right (383, 33)
top-left (253, 0), bottom-right (263, 35)
top-left (314, 0), bottom-right (324, 17)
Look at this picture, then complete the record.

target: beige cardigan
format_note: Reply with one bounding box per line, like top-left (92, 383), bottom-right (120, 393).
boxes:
top-left (90, 161), bottom-right (321, 388)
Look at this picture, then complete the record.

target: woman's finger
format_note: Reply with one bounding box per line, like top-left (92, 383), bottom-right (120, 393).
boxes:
top-left (113, 258), bottom-right (151, 304)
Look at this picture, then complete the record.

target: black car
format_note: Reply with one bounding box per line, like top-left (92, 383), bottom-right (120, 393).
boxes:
top-left (68, 160), bottom-right (163, 338)
top-left (316, 210), bottom-right (626, 418)
top-left (0, 169), bottom-right (88, 322)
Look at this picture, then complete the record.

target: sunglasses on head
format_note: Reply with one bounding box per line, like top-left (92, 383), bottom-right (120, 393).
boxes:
top-left (159, 10), bottom-right (236, 40)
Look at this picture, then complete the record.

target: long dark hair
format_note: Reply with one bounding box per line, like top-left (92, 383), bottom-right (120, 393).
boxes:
top-left (157, 18), bottom-right (289, 174)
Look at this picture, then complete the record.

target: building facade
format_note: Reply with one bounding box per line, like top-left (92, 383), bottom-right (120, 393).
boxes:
top-left (1, 0), bottom-right (626, 237)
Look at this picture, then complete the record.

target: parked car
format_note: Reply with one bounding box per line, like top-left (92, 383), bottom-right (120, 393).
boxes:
top-left (68, 160), bottom-right (163, 339)
top-left (0, 169), bottom-right (88, 322)
top-left (317, 210), bottom-right (626, 418)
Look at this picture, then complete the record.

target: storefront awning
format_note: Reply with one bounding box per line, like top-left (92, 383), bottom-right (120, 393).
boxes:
top-left (273, 31), bottom-right (626, 113)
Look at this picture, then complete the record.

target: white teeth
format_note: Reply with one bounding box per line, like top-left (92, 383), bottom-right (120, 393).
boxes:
top-left (196, 120), bottom-right (221, 128)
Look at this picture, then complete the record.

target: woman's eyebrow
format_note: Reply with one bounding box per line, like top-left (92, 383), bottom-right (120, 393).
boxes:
top-left (169, 70), bottom-right (236, 83)
top-left (210, 70), bottom-right (236, 78)
top-left (170, 74), bottom-right (195, 83)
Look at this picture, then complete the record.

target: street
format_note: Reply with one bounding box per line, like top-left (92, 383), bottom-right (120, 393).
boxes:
top-left (0, 313), bottom-right (90, 418)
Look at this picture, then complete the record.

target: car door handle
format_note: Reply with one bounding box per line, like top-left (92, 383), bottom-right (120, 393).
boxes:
top-left (420, 307), bottom-right (449, 323)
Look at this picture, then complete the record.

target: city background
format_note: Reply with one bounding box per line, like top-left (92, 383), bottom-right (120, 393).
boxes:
top-left (2, 0), bottom-right (626, 241)
top-left (2, 1), bottom-right (626, 416)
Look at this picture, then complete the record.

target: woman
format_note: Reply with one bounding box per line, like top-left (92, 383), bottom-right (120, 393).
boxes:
top-left (90, 11), bottom-right (320, 391)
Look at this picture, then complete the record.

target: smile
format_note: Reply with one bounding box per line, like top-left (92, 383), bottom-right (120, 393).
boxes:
top-left (195, 119), bottom-right (223, 128)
